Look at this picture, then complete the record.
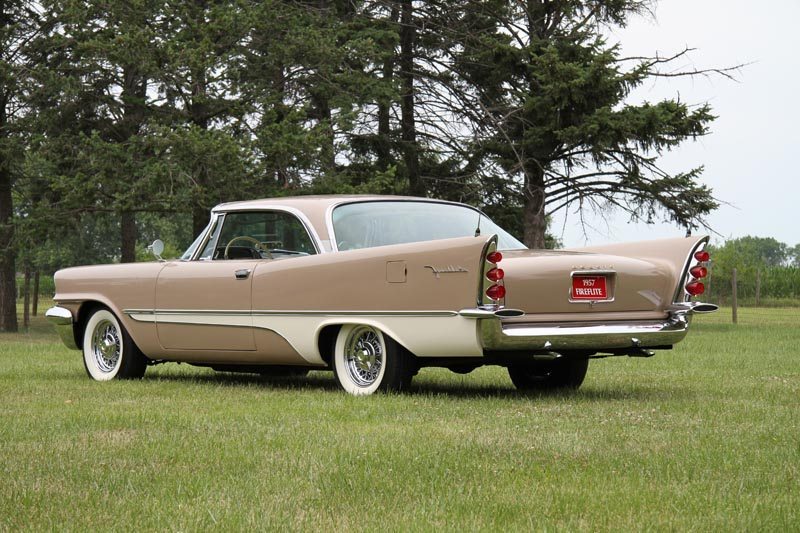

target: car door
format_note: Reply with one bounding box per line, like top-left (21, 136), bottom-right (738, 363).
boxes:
top-left (155, 212), bottom-right (261, 351)
top-left (155, 260), bottom-right (258, 351)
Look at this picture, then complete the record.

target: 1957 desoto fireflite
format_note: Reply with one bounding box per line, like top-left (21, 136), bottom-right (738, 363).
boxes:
top-left (47, 195), bottom-right (717, 395)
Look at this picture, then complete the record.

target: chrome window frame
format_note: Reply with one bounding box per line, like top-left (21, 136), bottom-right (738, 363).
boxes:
top-left (187, 213), bottom-right (223, 262)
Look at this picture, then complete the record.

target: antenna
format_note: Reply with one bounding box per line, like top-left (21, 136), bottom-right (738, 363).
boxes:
top-left (474, 213), bottom-right (482, 237)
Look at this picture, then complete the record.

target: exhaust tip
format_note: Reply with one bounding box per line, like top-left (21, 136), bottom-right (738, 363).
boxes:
top-left (494, 309), bottom-right (525, 318)
top-left (692, 303), bottom-right (719, 314)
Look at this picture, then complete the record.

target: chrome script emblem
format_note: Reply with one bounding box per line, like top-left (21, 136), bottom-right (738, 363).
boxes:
top-left (424, 265), bottom-right (469, 278)
top-left (571, 265), bottom-right (614, 271)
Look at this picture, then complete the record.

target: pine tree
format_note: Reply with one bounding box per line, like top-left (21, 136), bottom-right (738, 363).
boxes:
top-left (434, 0), bottom-right (727, 247)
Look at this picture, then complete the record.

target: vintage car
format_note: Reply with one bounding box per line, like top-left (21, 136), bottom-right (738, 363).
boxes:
top-left (47, 195), bottom-right (717, 395)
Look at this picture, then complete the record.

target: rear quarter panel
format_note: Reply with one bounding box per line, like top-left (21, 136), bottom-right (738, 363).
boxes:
top-left (251, 235), bottom-right (493, 312)
top-left (573, 235), bottom-right (708, 304)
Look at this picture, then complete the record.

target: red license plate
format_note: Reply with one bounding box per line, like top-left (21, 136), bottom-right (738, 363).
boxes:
top-left (572, 275), bottom-right (608, 300)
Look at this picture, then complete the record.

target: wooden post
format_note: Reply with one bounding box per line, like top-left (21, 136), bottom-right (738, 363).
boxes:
top-left (731, 268), bottom-right (738, 324)
top-left (755, 268), bottom-right (761, 307)
top-left (706, 261), bottom-right (713, 302)
top-left (32, 271), bottom-right (40, 316)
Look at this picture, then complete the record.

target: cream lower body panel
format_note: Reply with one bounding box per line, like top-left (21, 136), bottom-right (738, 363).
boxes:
top-left (125, 310), bottom-right (483, 365)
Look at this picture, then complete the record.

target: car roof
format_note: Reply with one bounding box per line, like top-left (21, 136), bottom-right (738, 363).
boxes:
top-left (211, 194), bottom-right (454, 214)
top-left (211, 195), bottom-right (473, 246)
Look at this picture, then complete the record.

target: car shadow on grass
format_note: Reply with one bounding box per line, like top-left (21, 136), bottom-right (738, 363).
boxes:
top-left (142, 367), bottom-right (689, 401)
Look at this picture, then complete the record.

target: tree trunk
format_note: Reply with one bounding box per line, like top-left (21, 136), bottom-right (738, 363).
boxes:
top-left (190, 61), bottom-right (211, 237)
top-left (120, 211), bottom-right (137, 263)
top-left (22, 267), bottom-right (30, 328)
top-left (118, 64), bottom-right (146, 264)
top-left (193, 206), bottom-right (208, 239)
top-left (522, 166), bottom-right (547, 249)
top-left (32, 270), bottom-right (39, 316)
top-left (377, 5), bottom-right (399, 172)
top-left (399, 0), bottom-right (421, 196)
top-left (0, 91), bottom-right (17, 332)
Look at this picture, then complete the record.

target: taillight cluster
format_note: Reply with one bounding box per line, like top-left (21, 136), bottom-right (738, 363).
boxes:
top-left (686, 250), bottom-right (710, 296)
top-left (485, 251), bottom-right (505, 301)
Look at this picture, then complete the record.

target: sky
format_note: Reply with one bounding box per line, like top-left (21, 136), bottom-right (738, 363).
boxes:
top-left (550, 0), bottom-right (800, 248)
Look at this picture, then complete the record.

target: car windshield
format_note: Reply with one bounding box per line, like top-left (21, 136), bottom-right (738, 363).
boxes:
top-left (331, 201), bottom-right (526, 251)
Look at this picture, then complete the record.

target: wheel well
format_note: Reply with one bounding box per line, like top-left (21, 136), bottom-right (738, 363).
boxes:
top-left (317, 325), bottom-right (341, 367)
top-left (74, 301), bottom-right (108, 350)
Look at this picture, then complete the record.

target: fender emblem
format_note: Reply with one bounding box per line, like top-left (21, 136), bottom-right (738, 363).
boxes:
top-left (424, 265), bottom-right (469, 278)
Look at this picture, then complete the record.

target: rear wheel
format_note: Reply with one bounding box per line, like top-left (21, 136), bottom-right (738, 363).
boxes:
top-left (508, 357), bottom-right (589, 391)
top-left (82, 308), bottom-right (147, 381)
top-left (332, 324), bottom-right (414, 395)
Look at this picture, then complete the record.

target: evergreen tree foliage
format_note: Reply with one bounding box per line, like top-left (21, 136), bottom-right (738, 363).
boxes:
top-left (434, 0), bottom-right (720, 247)
top-left (1, 0), bottom-right (733, 330)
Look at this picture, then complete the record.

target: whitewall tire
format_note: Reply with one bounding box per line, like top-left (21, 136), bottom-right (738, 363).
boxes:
top-left (82, 308), bottom-right (147, 381)
top-left (332, 324), bottom-right (414, 395)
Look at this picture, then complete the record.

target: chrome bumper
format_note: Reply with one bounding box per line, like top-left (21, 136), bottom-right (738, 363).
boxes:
top-left (476, 303), bottom-right (717, 353)
top-left (46, 306), bottom-right (78, 350)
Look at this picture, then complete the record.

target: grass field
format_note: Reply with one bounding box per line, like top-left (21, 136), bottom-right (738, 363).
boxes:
top-left (1, 306), bottom-right (798, 531)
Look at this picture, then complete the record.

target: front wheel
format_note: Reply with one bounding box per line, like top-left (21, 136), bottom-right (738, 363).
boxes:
top-left (82, 308), bottom-right (147, 381)
top-left (332, 324), bottom-right (414, 395)
top-left (508, 357), bottom-right (589, 392)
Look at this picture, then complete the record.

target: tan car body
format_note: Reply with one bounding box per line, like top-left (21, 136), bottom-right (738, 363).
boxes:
top-left (48, 195), bottom-right (715, 371)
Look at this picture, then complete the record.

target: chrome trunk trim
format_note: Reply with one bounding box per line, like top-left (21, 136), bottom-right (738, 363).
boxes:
top-left (46, 306), bottom-right (78, 350)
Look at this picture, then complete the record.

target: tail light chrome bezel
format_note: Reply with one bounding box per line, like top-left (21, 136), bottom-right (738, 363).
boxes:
top-left (676, 239), bottom-right (711, 302)
top-left (477, 236), bottom-right (505, 310)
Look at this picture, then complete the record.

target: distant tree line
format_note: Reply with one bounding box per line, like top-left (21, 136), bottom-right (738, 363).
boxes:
top-left (1, 0), bottom-right (733, 331)
top-left (707, 236), bottom-right (800, 304)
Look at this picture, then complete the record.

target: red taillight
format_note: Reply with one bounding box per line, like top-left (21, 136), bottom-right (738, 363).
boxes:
top-left (690, 266), bottom-right (708, 279)
top-left (694, 250), bottom-right (710, 262)
top-left (685, 280), bottom-right (705, 296)
top-left (486, 268), bottom-right (504, 282)
top-left (486, 251), bottom-right (503, 264)
top-left (486, 284), bottom-right (506, 300)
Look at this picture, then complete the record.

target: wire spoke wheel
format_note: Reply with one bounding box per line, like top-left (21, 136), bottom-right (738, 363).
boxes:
top-left (333, 324), bottom-right (414, 395)
top-left (90, 319), bottom-right (121, 373)
top-left (343, 326), bottom-right (384, 387)
top-left (82, 308), bottom-right (147, 381)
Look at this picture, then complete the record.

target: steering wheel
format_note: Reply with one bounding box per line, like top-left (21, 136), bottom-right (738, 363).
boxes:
top-left (224, 236), bottom-right (273, 260)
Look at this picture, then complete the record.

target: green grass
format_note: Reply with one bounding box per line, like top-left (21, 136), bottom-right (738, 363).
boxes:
top-left (1, 307), bottom-right (799, 531)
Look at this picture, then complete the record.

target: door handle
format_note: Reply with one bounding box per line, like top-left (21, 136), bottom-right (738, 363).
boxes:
top-left (235, 269), bottom-right (252, 280)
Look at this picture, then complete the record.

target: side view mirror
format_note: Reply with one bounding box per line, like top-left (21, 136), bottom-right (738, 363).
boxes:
top-left (148, 239), bottom-right (165, 262)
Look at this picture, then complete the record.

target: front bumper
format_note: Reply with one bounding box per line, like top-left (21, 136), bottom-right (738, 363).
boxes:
top-left (46, 306), bottom-right (78, 350)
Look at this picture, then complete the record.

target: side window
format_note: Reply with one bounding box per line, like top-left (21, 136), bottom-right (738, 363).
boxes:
top-left (212, 211), bottom-right (317, 260)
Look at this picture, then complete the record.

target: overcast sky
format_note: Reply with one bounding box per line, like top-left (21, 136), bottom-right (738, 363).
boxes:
top-left (551, 0), bottom-right (800, 248)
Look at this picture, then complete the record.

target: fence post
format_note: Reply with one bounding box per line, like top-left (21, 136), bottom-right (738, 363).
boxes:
top-left (732, 268), bottom-right (738, 324)
top-left (755, 268), bottom-right (761, 307)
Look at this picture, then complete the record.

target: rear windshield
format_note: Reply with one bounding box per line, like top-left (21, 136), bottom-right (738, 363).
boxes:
top-left (331, 201), bottom-right (526, 251)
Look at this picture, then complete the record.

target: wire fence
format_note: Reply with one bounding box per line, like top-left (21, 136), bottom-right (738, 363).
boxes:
top-left (694, 306), bottom-right (800, 327)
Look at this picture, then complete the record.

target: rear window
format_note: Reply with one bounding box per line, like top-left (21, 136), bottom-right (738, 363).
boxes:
top-left (331, 201), bottom-right (525, 251)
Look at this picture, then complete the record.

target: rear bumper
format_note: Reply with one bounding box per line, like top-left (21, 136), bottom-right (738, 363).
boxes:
top-left (478, 313), bottom-right (691, 352)
top-left (46, 306), bottom-right (78, 350)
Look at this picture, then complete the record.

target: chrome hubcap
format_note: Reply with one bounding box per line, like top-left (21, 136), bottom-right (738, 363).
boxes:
top-left (91, 320), bottom-right (121, 373)
top-left (344, 326), bottom-right (383, 387)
